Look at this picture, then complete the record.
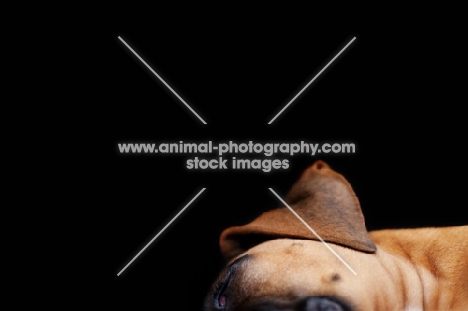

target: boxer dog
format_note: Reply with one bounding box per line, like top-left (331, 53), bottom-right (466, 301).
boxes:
top-left (204, 160), bottom-right (467, 310)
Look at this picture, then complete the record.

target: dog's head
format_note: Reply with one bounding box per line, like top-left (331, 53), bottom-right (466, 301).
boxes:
top-left (204, 161), bottom-right (378, 311)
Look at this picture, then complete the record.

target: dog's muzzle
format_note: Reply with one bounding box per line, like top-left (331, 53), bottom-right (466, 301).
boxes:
top-left (233, 296), bottom-right (351, 311)
top-left (204, 255), bottom-right (351, 311)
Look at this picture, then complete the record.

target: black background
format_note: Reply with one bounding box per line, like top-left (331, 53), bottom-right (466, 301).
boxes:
top-left (73, 6), bottom-right (466, 310)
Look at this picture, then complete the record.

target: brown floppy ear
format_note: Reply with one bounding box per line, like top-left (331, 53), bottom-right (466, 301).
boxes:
top-left (220, 160), bottom-right (376, 260)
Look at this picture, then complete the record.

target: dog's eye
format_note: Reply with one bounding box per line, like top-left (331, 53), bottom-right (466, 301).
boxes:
top-left (216, 277), bottom-right (229, 308)
top-left (218, 293), bottom-right (227, 307)
top-left (214, 272), bottom-right (230, 308)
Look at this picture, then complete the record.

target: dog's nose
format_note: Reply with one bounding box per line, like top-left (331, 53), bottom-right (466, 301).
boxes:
top-left (300, 296), bottom-right (347, 311)
top-left (232, 296), bottom-right (349, 311)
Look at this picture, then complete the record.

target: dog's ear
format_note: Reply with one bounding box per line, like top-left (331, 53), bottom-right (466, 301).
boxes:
top-left (220, 160), bottom-right (376, 260)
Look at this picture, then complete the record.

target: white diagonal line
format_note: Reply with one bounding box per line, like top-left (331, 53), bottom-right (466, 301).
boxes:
top-left (268, 188), bottom-right (357, 275)
top-left (268, 37), bottom-right (356, 124)
top-left (118, 36), bottom-right (207, 125)
top-left (117, 188), bottom-right (206, 276)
